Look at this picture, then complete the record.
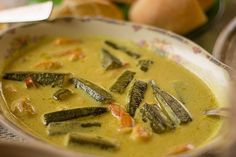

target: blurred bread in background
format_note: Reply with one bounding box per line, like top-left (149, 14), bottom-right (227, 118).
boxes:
top-left (52, 0), bottom-right (215, 35)
top-left (109, 0), bottom-right (136, 4)
top-left (52, 0), bottom-right (123, 20)
top-left (129, 0), bottom-right (208, 35)
top-left (197, 0), bottom-right (215, 11)
top-left (0, 24), bottom-right (8, 31)
top-left (0, 3), bottom-right (8, 31)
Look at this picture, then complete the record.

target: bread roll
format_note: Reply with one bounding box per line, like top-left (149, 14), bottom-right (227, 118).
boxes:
top-left (197, 0), bottom-right (214, 11)
top-left (129, 0), bottom-right (207, 34)
top-left (52, 0), bottom-right (123, 20)
top-left (109, 0), bottom-right (136, 4)
top-left (0, 24), bottom-right (7, 31)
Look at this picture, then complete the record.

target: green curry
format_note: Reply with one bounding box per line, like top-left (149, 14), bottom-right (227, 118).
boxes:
top-left (1, 36), bottom-right (221, 157)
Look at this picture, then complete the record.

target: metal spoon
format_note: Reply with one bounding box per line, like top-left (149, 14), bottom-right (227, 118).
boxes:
top-left (204, 107), bottom-right (229, 118)
top-left (0, 1), bottom-right (53, 23)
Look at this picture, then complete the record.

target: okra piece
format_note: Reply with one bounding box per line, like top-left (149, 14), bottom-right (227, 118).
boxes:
top-left (126, 80), bottom-right (147, 117)
top-left (47, 121), bottom-right (101, 135)
top-left (81, 122), bottom-right (101, 128)
top-left (110, 70), bottom-right (136, 94)
top-left (150, 80), bottom-right (180, 126)
top-left (138, 60), bottom-right (154, 72)
top-left (141, 104), bottom-right (165, 134)
top-left (105, 40), bottom-right (141, 59)
top-left (2, 72), bottom-right (72, 87)
top-left (160, 91), bottom-right (192, 123)
top-left (66, 133), bottom-right (119, 150)
top-left (150, 80), bottom-right (192, 124)
top-left (53, 88), bottom-right (73, 101)
top-left (43, 107), bottom-right (108, 125)
top-left (140, 104), bottom-right (175, 134)
top-left (72, 77), bottom-right (113, 104)
top-left (101, 49), bottom-right (123, 70)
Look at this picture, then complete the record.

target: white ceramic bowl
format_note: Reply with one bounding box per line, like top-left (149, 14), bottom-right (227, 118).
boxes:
top-left (0, 17), bottom-right (231, 157)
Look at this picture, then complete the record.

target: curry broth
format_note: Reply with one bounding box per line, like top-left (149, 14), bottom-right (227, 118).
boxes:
top-left (1, 37), bottom-right (221, 157)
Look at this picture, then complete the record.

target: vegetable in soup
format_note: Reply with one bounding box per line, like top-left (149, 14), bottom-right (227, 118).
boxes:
top-left (1, 36), bottom-right (222, 157)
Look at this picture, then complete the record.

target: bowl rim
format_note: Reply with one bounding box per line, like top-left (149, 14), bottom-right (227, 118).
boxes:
top-left (0, 16), bottom-right (231, 157)
top-left (0, 16), bottom-right (231, 70)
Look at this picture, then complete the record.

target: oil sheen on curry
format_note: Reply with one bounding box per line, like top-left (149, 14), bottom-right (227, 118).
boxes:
top-left (1, 37), bottom-right (221, 157)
